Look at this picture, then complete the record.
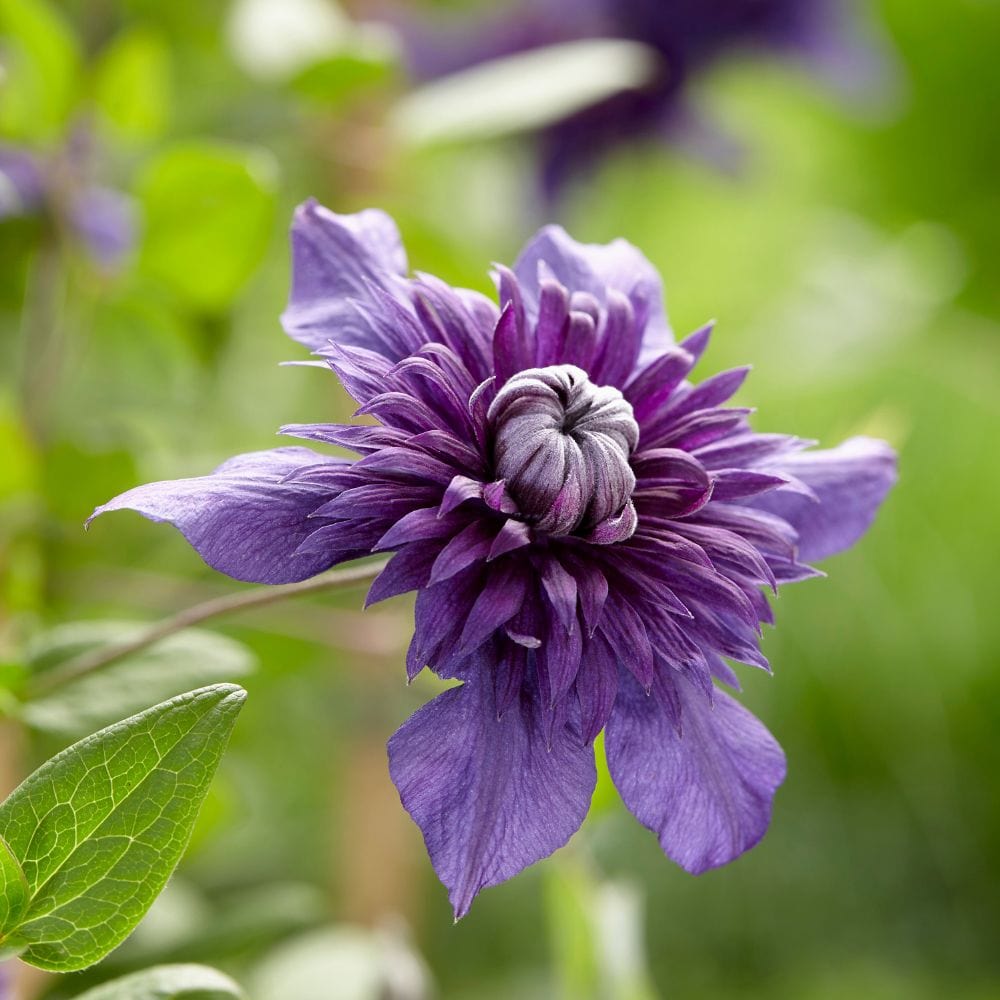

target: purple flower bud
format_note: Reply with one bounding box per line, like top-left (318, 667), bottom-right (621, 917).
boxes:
top-left (488, 364), bottom-right (638, 540)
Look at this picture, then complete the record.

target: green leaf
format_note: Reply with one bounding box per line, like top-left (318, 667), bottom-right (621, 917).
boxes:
top-left (391, 39), bottom-right (661, 146)
top-left (290, 49), bottom-right (395, 106)
top-left (544, 854), bottom-right (658, 1000)
top-left (0, 0), bottom-right (82, 140)
top-left (72, 963), bottom-right (245, 999)
top-left (93, 26), bottom-right (172, 141)
top-left (23, 622), bottom-right (256, 739)
top-left (137, 142), bottom-right (277, 312)
top-left (0, 684), bottom-right (247, 971)
top-left (0, 835), bottom-right (28, 935)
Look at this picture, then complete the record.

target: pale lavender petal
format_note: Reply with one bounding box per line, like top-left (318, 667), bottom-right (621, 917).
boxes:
top-left (281, 199), bottom-right (418, 358)
top-left (388, 672), bottom-right (596, 918)
top-left (0, 145), bottom-right (45, 217)
top-left (70, 186), bottom-right (136, 266)
top-left (88, 448), bottom-right (347, 584)
top-left (606, 671), bottom-right (786, 874)
top-left (751, 436), bottom-right (897, 562)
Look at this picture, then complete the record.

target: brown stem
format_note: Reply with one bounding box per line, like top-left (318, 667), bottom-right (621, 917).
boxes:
top-left (25, 560), bottom-right (389, 699)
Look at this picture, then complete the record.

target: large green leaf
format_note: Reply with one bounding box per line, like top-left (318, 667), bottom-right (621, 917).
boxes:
top-left (137, 143), bottom-right (277, 312)
top-left (73, 963), bottom-right (245, 999)
top-left (0, 0), bottom-right (81, 139)
top-left (0, 685), bottom-right (246, 971)
top-left (93, 26), bottom-right (172, 141)
top-left (23, 622), bottom-right (256, 739)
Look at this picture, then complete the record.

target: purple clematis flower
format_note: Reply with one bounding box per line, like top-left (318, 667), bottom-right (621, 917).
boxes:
top-left (396, 0), bottom-right (886, 195)
top-left (0, 134), bottom-right (135, 267)
top-left (91, 202), bottom-right (896, 917)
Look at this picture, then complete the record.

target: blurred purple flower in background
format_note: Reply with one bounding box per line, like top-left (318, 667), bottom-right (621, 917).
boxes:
top-left (396, 0), bottom-right (888, 194)
top-left (0, 128), bottom-right (135, 267)
top-left (91, 203), bottom-right (896, 917)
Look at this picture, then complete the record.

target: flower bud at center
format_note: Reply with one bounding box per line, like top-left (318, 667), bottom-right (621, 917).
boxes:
top-left (487, 365), bottom-right (639, 538)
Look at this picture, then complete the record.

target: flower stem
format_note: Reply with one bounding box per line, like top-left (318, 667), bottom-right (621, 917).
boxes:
top-left (25, 559), bottom-right (390, 699)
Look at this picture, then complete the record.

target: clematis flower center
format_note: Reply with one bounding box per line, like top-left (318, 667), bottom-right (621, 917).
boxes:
top-left (487, 364), bottom-right (639, 539)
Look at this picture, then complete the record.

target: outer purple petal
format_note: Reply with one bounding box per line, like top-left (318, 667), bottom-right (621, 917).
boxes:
top-left (512, 225), bottom-right (672, 361)
top-left (605, 671), bottom-right (786, 875)
top-left (0, 145), bottom-right (45, 218)
top-left (88, 447), bottom-right (348, 584)
top-left (281, 199), bottom-right (416, 358)
top-left (388, 670), bottom-right (596, 918)
top-left (70, 186), bottom-right (136, 267)
top-left (751, 436), bottom-right (897, 563)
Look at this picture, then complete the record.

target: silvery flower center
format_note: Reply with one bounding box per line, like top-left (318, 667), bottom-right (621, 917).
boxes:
top-left (487, 364), bottom-right (640, 537)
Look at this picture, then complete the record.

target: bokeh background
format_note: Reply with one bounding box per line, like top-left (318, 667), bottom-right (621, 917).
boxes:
top-left (1, 1), bottom-right (998, 998)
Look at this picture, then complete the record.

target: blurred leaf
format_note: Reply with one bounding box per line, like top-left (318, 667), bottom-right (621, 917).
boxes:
top-left (250, 925), bottom-right (430, 1000)
top-left (137, 143), bottom-right (277, 312)
top-left (93, 26), bottom-right (172, 142)
top-left (0, 0), bottom-right (81, 139)
top-left (23, 622), bottom-right (256, 738)
top-left (544, 856), bottom-right (657, 1000)
top-left (290, 49), bottom-right (395, 106)
top-left (72, 963), bottom-right (245, 999)
top-left (0, 835), bottom-right (28, 936)
top-left (391, 40), bottom-right (661, 146)
top-left (0, 684), bottom-right (246, 971)
top-left (121, 882), bottom-right (329, 967)
top-left (226, 0), bottom-right (351, 82)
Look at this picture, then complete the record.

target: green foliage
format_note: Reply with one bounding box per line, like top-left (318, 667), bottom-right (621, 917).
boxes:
top-left (137, 143), bottom-right (277, 312)
top-left (544, 856), bottom-right (656, 1000)
top-left (0, 835), bottom-right (28, 933)
top-left (0, 0), bottom-right (81, 140)
top-left (72, 963), bottom-right (245, 999)
top-left (0, 685), bottom-right (246, 971)
top-left (93, 26), bottom-right (172, 142)
top-left (23, 622), bottom-right (256, 738)
top-left (291, 50), bottom-right (396, 106)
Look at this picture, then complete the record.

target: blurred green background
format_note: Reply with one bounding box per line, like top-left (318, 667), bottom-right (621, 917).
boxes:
top-left (1, 0), bottom-right (998, 998)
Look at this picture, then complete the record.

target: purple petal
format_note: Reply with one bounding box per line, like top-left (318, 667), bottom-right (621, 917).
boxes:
top-left (70, 186), bottom-right (136, 267)
top-left (388, 671), bottom-right (596, 918)
top-left (606, 671), bottom-right (786, 874)
top-left (0, 145), bottom-right (45, 217)
top-left (281, 200), bottom-right (417, 358)
top-left (88, 448), bottom-right (349, 584)
top-left (513, 225), bottom-right (672, 363)
top-left (576, 632), bottom-right (619, 745)
top-left (751, 436), bottom-right (897, 562)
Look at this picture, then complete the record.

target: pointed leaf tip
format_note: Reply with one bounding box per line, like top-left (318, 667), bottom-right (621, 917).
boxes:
top-left (0, 684), bottom-right (246, 972)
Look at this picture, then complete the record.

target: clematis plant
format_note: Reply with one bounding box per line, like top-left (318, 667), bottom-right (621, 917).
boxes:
top-left (396, 0), bottom-right (889, 194)
top-left (91, 202), bottom-right (896, 917)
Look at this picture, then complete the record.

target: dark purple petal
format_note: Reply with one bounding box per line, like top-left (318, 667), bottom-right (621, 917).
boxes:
top-left (459, 561), bottom-right (530, 653)
top-left (429, 519), bottom-right (498, 584)
top-left (606, 671), bottom-right (786, 875)
top-left (750, 436), bottom-right (897, 562)
top-left (488, 519), bottom-right (532, 559)
top-left (365, 544), bottom-right (438, 606)
top-left (281, 200), bottom-right (416, 357)
top-left (88, 448), bottom-right (348, 584)
top-left (598, 594), bottom-right (654, 690)
top-left (513, 225), bottom-right (672, 363)
top-left (388, 672), bottom-right (596, 918)
top-left (576, 632), bottom-right (619, 744)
